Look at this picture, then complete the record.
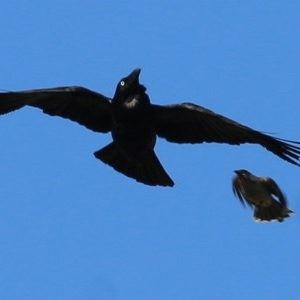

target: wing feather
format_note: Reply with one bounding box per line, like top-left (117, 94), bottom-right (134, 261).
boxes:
top-left (0, 86), bottom-right (112, 133)
top-left (152, 103), bottom-right (300, 166)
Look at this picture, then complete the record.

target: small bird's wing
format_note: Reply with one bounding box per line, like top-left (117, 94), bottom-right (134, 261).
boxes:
top-left (152, 103), bottom-right (300, 166)
top-left (260, 177), bottom-right (287, 206)
top-left (0, 86), bottom-right (112, 133)
top-left (232, 176), bottom-right (253, 208)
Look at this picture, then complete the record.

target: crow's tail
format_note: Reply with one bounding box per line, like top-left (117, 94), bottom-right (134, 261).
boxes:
top-left (94, 142), bottom-right (174, 187)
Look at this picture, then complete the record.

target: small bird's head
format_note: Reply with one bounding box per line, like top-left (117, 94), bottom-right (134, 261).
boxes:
top-left (234, 169), bottom-right (252, 178)
top-left (114, 68), bottom-right (146, 98)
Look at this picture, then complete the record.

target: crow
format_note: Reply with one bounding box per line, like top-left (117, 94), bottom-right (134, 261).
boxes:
top-left (232, 169), bottom-right (293, 222)
top-left (0, 68), bottom-right (300, 186)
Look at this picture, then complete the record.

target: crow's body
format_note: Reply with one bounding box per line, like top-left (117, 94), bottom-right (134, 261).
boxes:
top-left (232, 169), bottom-right (293, 222)
top-left (1, 68), bottom-right (300, 186)
top-left (95, 73), bottom-right (173, 186)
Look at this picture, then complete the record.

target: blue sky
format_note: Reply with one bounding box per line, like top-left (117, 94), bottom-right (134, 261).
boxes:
top-left (1, 1), bottom-right (300, 299)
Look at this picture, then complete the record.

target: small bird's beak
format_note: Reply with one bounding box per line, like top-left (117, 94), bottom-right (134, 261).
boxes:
top-left (234, 170), bottom-right (240, 175)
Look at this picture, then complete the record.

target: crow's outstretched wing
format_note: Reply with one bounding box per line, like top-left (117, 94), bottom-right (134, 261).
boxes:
top-left (0, 86), bottom-right (112, 133)
top-left (152, 103), bottom-right (300, 166)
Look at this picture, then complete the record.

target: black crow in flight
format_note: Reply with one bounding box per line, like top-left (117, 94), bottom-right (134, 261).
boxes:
top-left (232, 169), bottom-right (293, 222)
top-left (0, 69), bottom-right (300, 186)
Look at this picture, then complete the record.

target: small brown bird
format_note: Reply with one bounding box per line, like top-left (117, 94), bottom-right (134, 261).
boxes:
top-left (232, 169), bottom-right (294, 222)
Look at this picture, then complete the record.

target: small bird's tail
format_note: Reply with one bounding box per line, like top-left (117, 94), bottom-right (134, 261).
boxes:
top-left (94, 142), bottom-right (174, 187)
top-left (253, 201), bottom-right (294, 222)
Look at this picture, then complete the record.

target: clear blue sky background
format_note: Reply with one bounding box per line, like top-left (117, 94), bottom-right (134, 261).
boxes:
top-left (0, 1), bottom-right (300, 299)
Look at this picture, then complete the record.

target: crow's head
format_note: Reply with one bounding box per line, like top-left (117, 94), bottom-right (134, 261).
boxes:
top-left (114, 68), bottom-right (146, 99)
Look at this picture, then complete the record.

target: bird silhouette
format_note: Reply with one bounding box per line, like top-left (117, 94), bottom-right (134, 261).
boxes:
top-left (232, 169), bottom-right (293, 222)
top-left (1, 68), bottom-right (300, 186)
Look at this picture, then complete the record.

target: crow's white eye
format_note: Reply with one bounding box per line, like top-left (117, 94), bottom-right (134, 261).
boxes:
top-left (120, 81), bottom-right (125, 87)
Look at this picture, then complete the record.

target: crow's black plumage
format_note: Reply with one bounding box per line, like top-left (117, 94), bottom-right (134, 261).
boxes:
top-left (232, 169), bottom-right (293, 222)
top-left (1, 68), bottom-right (300, 186)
